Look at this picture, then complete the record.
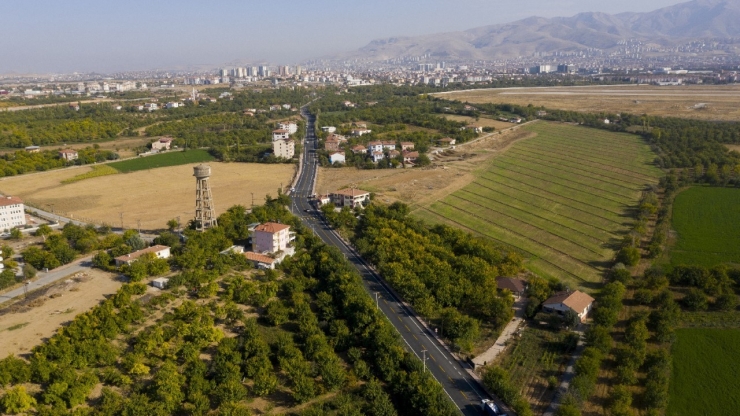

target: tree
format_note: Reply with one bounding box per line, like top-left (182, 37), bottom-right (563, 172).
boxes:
top-left (93, 250), bottom-right (112, 270)
top-left (167, 218), bottom-right (180, 231)
top-left (35, 224), bottom-right (53, 238)
top-left (1, 386), bottom-right (36, 414)
top-left (252, 367), bottom-right (277, 397)
top-left (682, 288), bottom-right (708, 311)
top-left (8, 228), bottom-right (22, 240)
top-left (0, 245), bottom-right (13, 259)
top-left (616, 246), bottom-right (640, 266)
top-left (152, 361), bottom-right (185, 413)
top-left (715, 292), bottom-right (739, 311)
top-left (266, 299), bottom-right (289, 326)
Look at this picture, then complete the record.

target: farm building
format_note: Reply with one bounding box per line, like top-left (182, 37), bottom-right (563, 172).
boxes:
top-left (25, 146), bottom-right (40, 153)
top-left (496, 277), bottom-right (527, 298)
top-left (542, 290), bottom-right (595, 321)
top-left (437, 137), bottom-right (456, 146)
top-left (115, 245), bottom-right (171, 266)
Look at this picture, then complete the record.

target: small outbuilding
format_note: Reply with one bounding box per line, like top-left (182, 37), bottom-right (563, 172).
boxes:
top-left (151, 277), bottom-right (169, 289)
top-left (496, 277), bottom-right (527, 298)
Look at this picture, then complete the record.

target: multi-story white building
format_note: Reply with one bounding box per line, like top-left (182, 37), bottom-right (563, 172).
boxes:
top-left (272, 129), bottom-right (290, 141)
top-left (0, 196), bottom-right (26, 231)
top-left (277, 122), bottom-right (298, 135)
top-left (273, 139), bottom-right (295, 159)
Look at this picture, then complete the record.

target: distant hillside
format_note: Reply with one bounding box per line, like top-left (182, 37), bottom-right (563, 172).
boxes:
top-left (326, 0), bottom-right (740, 61)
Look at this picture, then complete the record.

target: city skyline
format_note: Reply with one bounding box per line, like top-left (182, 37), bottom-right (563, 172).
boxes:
top-left (1, 0), bottom-right (688, 74)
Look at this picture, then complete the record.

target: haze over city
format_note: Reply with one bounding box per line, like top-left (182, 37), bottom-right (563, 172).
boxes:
top-left (2, 0), bottom-right (688, 73)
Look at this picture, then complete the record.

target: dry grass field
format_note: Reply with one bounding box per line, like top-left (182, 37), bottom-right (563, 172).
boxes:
top-left (0, 162), bottom-right (295, 230)
top-left (441, 114), bottom-right (513, 130)
top-left (0, 136), bottom-right (151, 158)
top-left (316, 126), bottom-right (534, 208)
top-left (726, 144), bottom-right (740, 153)
top-left (436, 84), bottom-right (740, 121)
top-left (0, 268), bottom-right (122, 356)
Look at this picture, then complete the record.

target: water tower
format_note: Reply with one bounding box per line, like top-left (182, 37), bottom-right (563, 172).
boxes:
top-left (193, 164), bottom-right (217, 231)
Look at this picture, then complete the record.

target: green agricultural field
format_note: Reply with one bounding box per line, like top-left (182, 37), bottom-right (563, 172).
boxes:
top-left (109, 149), bottom-right (215, 173)
top-left (670, 187), bottom-right (740, 267)
top-left (414, 121), bottom-right (662, 290)
top-left (668, 328), bottom-right (740, 415)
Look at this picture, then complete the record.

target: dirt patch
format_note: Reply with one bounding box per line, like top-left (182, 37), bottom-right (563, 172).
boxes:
top-left (436, 85), bottom-right (740, 122)
top-left (726, 144), bottom-right (740, 153)
top-left (0, 162), bottom-right (295, 230)
top-left (0, 268), bottom-right (122, 356)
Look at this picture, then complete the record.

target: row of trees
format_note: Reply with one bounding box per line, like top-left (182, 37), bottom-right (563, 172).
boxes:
top-left (0, 145), bottom-right (118, 178)
top-left (351, 202), bottom-right (521, 351)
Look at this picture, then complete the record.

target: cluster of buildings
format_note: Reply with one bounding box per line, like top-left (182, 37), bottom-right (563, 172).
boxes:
top-left (272, 121), bottom-right (298, 159)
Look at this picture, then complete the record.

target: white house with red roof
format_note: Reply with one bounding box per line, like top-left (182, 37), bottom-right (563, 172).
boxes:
top-left (0, 196), bottom-right (26, 231)
top-left (114, 245), bottom-right (171, 266)
top-left (151, 137), bottom-right (173, 151)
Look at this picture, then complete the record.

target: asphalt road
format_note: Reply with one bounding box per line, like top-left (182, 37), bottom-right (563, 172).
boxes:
top-left (290, 108), bottom-right (497, 416)
top-left (0, 256), bottom-right (93, 303)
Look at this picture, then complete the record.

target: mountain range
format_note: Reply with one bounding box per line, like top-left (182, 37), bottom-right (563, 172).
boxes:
top-left (326, 0), bottom-right (740, 61)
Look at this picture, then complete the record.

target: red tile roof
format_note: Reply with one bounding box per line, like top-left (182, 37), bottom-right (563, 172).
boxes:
top-left (0, 196), bottom-right (23, 207)
top-left (332, 188), bottom-right (369, 197)
top-left (114, 245), bottom-right (169, 263)
top-left (543, 290), bottom-right (595, 312)
top-left (254, 222), bottom-right (290, 233)
top-left (244, 251), bottom-right (275, 264)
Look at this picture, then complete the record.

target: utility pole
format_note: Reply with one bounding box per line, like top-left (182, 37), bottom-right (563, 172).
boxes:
top-left (251, 193), bottom-right (254, 209)
top-left (137, 219), bottom-right (141, 235)
top-left (422, 349), bottom-right (428, 373)
top-left (23, 282), bottom-right (29, 299)
top-left (375, 292), bottom-right (379, 309)
top-left (119, 212), bottom-right (124, 230)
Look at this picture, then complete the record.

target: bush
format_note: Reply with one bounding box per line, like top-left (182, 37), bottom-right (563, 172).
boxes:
top-left (714, 293), bottom-right (739, 311)
top-left (616, 246), bottom-right (640, 266)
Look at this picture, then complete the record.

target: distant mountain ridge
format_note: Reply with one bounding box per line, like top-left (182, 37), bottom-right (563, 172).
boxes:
top-left (327, 0), bottom-right (740, 61)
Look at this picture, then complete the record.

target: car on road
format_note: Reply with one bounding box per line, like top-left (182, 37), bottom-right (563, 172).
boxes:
top-left (481, 399), bottom-right (506, 416)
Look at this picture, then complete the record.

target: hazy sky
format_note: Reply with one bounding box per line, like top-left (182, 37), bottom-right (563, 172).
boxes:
top-left (0, 0), bottom-right (687, 73)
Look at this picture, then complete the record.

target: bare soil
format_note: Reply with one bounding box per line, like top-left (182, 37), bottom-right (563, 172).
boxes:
top-left (0, 268), bottom-right (122, 356)
top-left (440, 114), bottom-right (513, 130)
top-left (436, 84), bottom-right (740, 121)
top-left (0, 162), bottom-right (295, 230)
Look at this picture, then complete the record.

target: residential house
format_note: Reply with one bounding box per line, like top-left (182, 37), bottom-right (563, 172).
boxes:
top-left (371, 152), bottom-right (385, 163)
top-left (143, 103), bottom-right (158, 112)
top-left (165, 102), bottom-right (181, 109)
top-left (381, 141), bottom-right (396, 151)
top-left (466, 125), bottom-right (483, 133)
top-left (402, 151), bottom-right (419, 164)
top-left (388, 150), bottom-right (400, 159)
top-left (273, 139), bottom-right (295, 159)
top-left (269, 105), bottom-right (282, 111)
top-left (542, 290), bottom-right (595, 321)
top-left (321, 126), bottom-right (337, 133)
top-left (329, 188), bottom-right (370, 208)
top-left (351, 145), bottom-right (367, 154)
top-left (58, 149), bottom-right (79, 161)
top-left (114, 245), bottom-right (171, 267)
top-left (496, 277), bottom-right (527, 298)
top-left (0, 196), bottom-right (26, 231)
top-left (272, 129), bottom-right (290, 141)
top-left (253, 222), bottom-right (294, 254)
top-left (437, 137), bottom-right (456, 146)
top-left (352, 128), bottom-right (372, 137)
top-left (400, 142), bottom-right (415, 151)
top-left (324, 135), bottom-right (341, 151)
top-left (151, 137), bottom-right (173, 151)
top-left (329, 152), bottom-right (346, 165)
top-left (367, 141), bottom-right (383, 153)
top-left (342, 101), bottom-right (355, 107)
